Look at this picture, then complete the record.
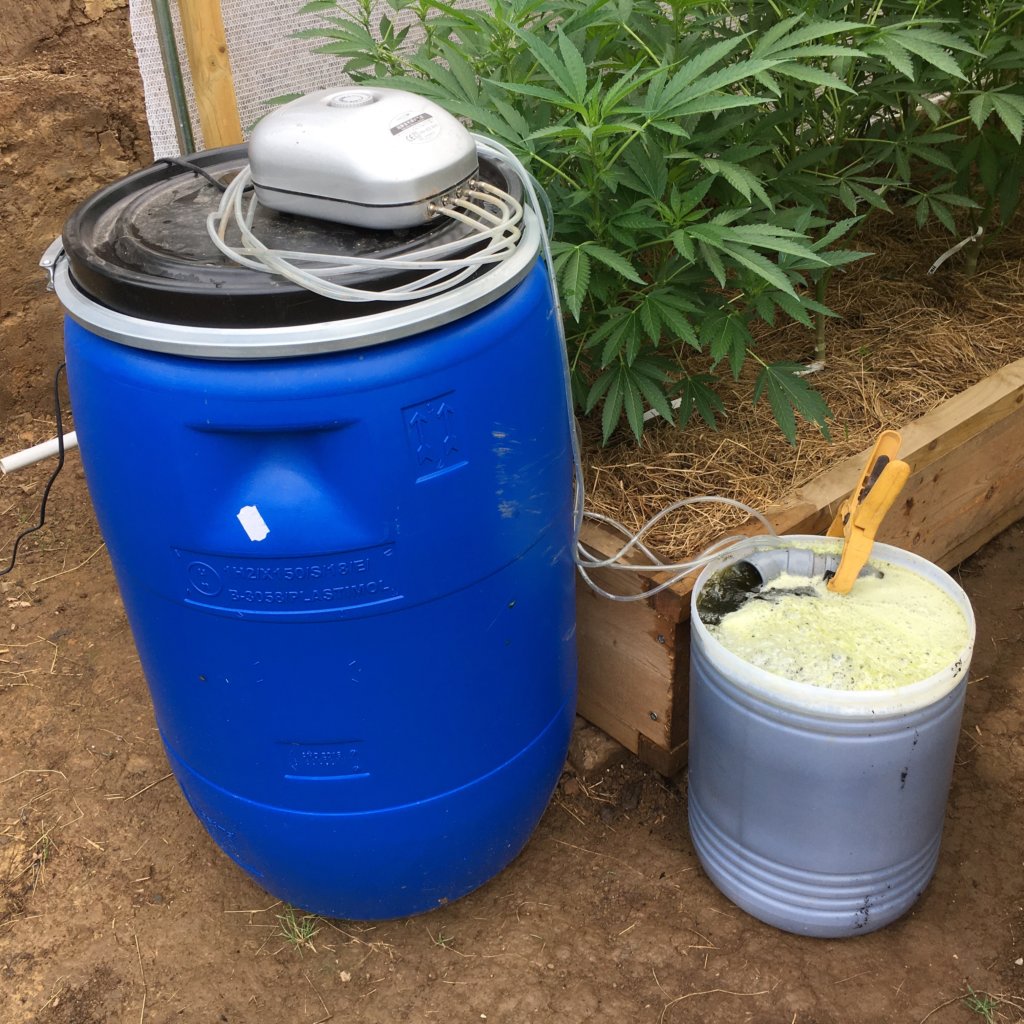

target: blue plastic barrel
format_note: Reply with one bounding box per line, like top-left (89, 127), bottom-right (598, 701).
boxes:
top-left (55, 147), bottom-right (576, 919)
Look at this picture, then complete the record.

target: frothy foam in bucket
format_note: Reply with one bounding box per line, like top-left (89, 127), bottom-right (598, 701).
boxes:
top-left (707, 558), bottom-right (970, 690)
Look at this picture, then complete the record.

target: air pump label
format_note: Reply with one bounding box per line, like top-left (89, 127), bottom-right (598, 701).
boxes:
top-left (180, 548), bottom-right (401, 615)
top-left (390, 111), bottom-right (441, 143)
top-left (390, 111), bottom-right (432, 135)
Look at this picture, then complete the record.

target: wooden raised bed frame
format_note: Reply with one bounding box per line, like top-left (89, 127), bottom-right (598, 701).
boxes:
top-left (576, 356), bottom-right (1024, 775)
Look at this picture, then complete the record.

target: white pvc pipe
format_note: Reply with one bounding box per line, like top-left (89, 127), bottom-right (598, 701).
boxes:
top-left (0, 432), bottom-right (78, 474)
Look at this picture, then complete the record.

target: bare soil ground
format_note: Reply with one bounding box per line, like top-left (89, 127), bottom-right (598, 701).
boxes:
top-left (1, 1), bottom-right (151, 418)
top-left (1, 426), bottom-right (1023, 1024)
top-left (2, 5), bottom-right (1023, 1024)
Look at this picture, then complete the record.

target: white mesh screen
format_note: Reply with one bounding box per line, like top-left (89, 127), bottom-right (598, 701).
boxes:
top-left (129, 0), bottom-right (488, 158)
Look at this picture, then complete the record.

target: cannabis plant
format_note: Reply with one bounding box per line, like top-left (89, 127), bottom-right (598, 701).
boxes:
top-left (294, 0), bottom-right (1012, 442)
top-left (927, 1), bottom-right (1024, 273)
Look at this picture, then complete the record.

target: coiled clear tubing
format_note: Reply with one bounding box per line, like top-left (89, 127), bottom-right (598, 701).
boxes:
top-left (207, 167), bottom-right (523, 303)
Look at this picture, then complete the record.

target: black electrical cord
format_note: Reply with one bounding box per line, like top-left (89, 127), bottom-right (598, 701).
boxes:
top-left (0, 363), bottom-right (68, 578)
top-left (154, 156), bottom-right (229, 192)
top-left (153, 156), bottom-right (253, 196)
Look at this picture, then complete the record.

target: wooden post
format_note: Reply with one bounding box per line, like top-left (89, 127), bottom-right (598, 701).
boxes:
top-left (178, 0), bottom-right (243, 148)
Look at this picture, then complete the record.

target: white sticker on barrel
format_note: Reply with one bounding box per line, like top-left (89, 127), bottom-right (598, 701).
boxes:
top-left (237, 505), bottom-right (270, 542)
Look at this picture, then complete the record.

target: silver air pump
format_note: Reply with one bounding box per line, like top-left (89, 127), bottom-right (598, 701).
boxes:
top-left (248, 87), bottom-right (480, 230)
top-left (208, 87), bottom-right (524, 303)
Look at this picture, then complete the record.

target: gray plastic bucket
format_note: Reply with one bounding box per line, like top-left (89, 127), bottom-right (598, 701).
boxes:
top-left (687, 536), bottom-right (975, 937)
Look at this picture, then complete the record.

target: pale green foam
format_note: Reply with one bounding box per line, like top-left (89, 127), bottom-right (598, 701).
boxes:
top-left (708, 559), bottom-right (970, 690)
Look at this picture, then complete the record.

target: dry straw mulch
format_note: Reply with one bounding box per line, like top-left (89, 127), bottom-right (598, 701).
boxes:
top-left (580, 215), bottom-right (1024, 562)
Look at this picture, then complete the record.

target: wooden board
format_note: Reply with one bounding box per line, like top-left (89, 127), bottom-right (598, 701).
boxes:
top-left (179, 0), bottom-right (243, 149)
top-left (576, 356), bottom-right (1024, 775)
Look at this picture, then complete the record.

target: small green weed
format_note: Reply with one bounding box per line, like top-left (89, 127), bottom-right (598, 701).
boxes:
top-left (961, 985), bottom-right (1021, 1024)
top-left (276, 906), bottom-right (321, 953)
top-left (429, 928), bottom-right (455, 950)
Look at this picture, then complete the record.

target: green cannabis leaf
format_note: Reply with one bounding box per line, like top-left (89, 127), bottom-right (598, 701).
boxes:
top-left (295, 0), bottom-right (1022, 443)
top-left (753, 362), bottom-right (834, 444)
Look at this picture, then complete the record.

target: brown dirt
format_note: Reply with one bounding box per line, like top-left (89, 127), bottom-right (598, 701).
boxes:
top-left (1, 1), bottom-right (151, 418)
top-left (2, 6), bottom-right (1023, 1024)
top-left (2, 430), bottom-right (1023, 1024)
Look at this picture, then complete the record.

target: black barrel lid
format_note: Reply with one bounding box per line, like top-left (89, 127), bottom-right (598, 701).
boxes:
top-left (62, 145), bottom-right (519, 328)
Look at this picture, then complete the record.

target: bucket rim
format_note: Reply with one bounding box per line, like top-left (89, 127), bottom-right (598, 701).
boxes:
top-left (52, 208), bottom-right (540, 360)
top-left (690, 535), bottom-right (976, 718)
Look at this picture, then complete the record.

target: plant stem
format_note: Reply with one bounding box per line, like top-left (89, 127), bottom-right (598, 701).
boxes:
top-left (527, 152), bottom-right (583, 190)
top-left (605, 118), bottom-right (654, 170)
top-left (814, 271), bottom-right (830, 363)
top-left (622, 23), bottom-right (659, 65)
top-left (963, 204), bottom-right (994, 276)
